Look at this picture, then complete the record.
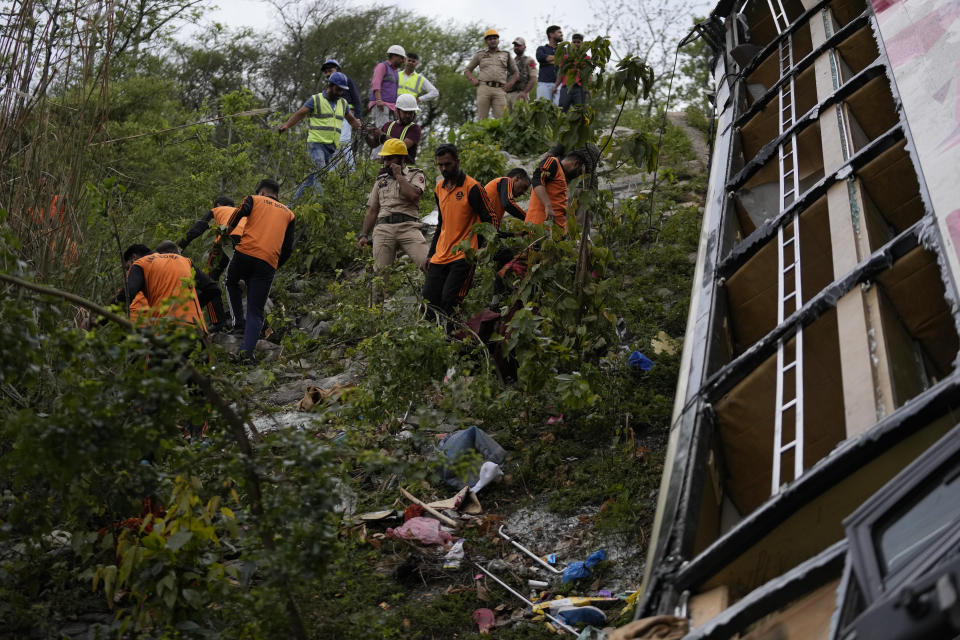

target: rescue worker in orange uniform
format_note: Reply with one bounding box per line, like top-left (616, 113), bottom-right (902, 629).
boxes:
top-left (178, 196), bottom-right (245, 279)
top-left (94, 243), bottom-right (149, 328)
top-left (122, 243), bottom-right (151, 321)
top-left (525, 145), bottom-right (599, 233)
top-left (423, 144), bottom-right (495, 317)
top-left (177, 196), bottom-right (244, 330)
top-left (223, 178), bottom-right (296, 362)
top-left (124, 241), bottom-right (216, 334)
top-left (484, 168), bottom-right (531, 228)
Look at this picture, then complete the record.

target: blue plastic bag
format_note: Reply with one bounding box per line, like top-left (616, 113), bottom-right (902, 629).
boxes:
top-left (561, 549), bottom-right (607, 583)
top-left (628, 351), bottom-right (654, 371)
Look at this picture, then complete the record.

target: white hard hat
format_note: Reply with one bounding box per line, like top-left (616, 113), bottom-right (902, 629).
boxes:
top-left (396, 94), bottom-right (419, 112)
top-left (387, 44), bottom-right (406, 57)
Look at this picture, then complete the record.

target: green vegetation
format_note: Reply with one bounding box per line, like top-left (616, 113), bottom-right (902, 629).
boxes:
top-left (0, 3), bottom-right (709, 637)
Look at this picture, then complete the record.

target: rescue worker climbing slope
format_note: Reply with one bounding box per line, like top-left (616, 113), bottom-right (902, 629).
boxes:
top-left (279, 72), bottom-right (363, 200)
top-left (223, 178), bottom-right (295, 363)
top-left (179, 195), bottom-right (245, 280)
top-left (423, 143), bottom-right (495, 317)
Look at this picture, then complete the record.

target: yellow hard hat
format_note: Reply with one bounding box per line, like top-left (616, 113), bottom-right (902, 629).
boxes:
top-left (379, 138), bottom-right (409, 157)
top-left (484, 28), bottom-right (499, 39)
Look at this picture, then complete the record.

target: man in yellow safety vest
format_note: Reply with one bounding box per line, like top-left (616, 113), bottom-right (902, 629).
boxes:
top-left (279, 72), bottom-right (363, 200)
top-left (397, 52), bottom-right (439, 104)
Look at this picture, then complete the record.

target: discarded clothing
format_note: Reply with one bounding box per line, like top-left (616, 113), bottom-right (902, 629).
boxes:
top-left (561, 549), bottom-right (607, 583)
top-left (439, 426), bottom-right (507, 489)
top-left (385, 516), bottom-right (453, 545)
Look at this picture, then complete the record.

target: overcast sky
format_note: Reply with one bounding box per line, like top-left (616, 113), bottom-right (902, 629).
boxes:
top-left (205, 0), bottom-right (676, 55)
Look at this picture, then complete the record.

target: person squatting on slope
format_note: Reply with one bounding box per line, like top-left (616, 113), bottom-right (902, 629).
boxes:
top-left (124, 241), bottom-right (215, 334)
top-left (278, 72), bottom-right (362, 200)
top-left (423, 144), bottom-right (495, 318)
top-left (358, 138), bottom-right (430, 271)
top-left (124, 241), bottom-right (215, 439)
top-left (484, 168), bottom-right (531, 229)
top-left (223, 179), bottom-right (295, 363)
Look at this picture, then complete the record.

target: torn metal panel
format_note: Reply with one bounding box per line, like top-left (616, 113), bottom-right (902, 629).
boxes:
top-left (682, 541), bottom-right (847, 640)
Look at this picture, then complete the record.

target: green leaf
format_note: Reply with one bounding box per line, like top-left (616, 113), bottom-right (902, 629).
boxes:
top-left (166, 530), bottom-right (193, 551)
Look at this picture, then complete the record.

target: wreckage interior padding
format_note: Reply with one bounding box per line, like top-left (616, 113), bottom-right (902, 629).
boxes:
top-left (689, 411), bottom-right (958, 600)
top-left (722, 197), bottom-right (833, 359)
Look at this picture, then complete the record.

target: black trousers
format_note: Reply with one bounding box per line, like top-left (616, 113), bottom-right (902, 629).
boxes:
top-left (422, 259), bottom-right (474, 317)
top-left (224, 250), bottom-right (276, 356)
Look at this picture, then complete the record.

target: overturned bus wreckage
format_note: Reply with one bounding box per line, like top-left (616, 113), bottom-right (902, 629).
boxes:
top-left (635, 0), bottom-right (960, 638)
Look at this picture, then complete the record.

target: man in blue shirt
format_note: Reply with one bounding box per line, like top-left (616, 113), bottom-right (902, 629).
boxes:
top-left (536, 25), bottom-right (563, 105)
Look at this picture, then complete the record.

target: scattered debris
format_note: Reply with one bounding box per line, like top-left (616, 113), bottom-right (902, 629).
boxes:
top-left (426, 485), bottom-right (482, 514)
top-left (470, 460), bottom-right (504, 493)
top-left (296, 382), bottom-right (353, 411)
top-left (498, 525), bottom-right (563, 575)
top-left (628, 351), bottom-right (654, 371)
top-left (562, 549), bottom-right (607, 583)
top-left (443, 539), bottom-right (465, 570)
top-left (439, 426), bottom-right (507, 489)
top-left (399, 486), bottom-right (460, 528)
top-left (650, 330), bottom-right (680, 356)
top-left (557, 605), bottom-right (606, 626)
top-left (473, 562), bottom-right (579, 636)
top-left (385, 517), bottom-right (453, 545)
top-left (472, 608), bottom-right (495, 634)
top-left (606, 615), bottom-right (689, 640)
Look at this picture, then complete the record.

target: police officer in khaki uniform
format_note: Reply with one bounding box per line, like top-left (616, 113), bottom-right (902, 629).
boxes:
top-left (358, 139), bottom-right (430, 270)
top-left (464, 29), bottom-right (519, 120)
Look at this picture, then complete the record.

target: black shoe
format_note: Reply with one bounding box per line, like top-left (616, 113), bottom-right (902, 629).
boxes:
top-left (229, 351), bottom-right (257, 366)
top-left (229, 326), bottom-right (245, 336)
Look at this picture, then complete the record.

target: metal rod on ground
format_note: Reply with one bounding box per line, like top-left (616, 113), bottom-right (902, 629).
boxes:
top-left (498, 525), bottom-right (563, 574)
top-left (473, 563), bottom-right (579, 636)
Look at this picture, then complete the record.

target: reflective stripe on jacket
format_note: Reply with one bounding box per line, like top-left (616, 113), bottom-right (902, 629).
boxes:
top-left (397, 71), bottom-right (424, 97)
top-left (308, 94), bottom-right (347, 145)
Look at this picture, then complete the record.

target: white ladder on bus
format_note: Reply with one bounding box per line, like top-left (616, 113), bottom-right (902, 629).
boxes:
top-left (771, 2), bottom-right (805, 495)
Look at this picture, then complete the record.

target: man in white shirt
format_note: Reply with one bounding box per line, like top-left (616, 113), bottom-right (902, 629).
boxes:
top-left (397, 52), bottom-right (439, 104)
